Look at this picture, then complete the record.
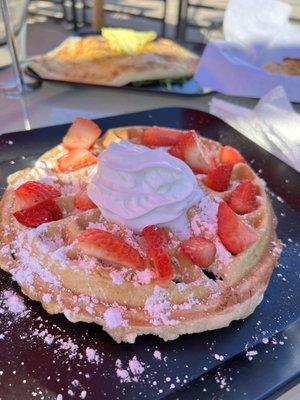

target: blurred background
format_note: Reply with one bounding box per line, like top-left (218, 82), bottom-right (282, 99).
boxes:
top-left (1, 0), bottom-right (299, 69)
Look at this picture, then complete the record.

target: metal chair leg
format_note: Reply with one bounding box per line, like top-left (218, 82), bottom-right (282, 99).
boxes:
top-left (71, 0), bottom-right (78, 31)
top-left (177, 0), bottom-right (188, 41)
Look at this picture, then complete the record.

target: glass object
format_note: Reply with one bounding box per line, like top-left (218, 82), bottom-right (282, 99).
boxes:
top-left (0, 0), bottom-right (40, 95)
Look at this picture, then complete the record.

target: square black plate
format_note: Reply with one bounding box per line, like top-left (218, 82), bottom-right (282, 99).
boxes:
top-left (0, 108), bottom-right (299, 400)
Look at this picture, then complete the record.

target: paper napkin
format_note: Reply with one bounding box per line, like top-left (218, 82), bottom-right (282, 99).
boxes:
top-left (195, 0), bottom-right (300, 101)
top-left (209, 86), bottom-right (300, 172)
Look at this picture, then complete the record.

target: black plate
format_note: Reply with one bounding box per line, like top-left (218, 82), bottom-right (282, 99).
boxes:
top-left (0, 108), bottom-right (299, 400)
top-left (24, 42), bottom-right (212, 97)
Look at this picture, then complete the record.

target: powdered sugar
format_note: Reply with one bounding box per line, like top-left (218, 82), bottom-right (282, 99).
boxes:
top-left (11, 238), bottom-right (61, 288)
top-left (153, 350), bottom-right (162, 360)
top-left (42, 293), bottom-right (52, 303)
top-left (128, 356), bottom-right (145, 375)
top-left (215, 238), bottom-right (232, 266)
top-left (85, 347), bottom-right (100, 364)
top-left (2, 290), bottom-right (27, 314)
top-left (132, 268), bottom-right (154, 286)
top-left (144, 287), bottom-right (179, 326)
top-left (115, 357), bottom-right (145, 383)
top-left (109, 268), bottom-right (127, 285)
top-left (191, 195), bottom-right (220, 239)
top-left (246, 350), bottom-right (258, 360)
top-left (103, 306), bottom-right (128, 329)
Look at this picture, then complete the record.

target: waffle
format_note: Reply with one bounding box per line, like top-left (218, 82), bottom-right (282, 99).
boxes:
top-left (0, 120), bottom-right (282, 343)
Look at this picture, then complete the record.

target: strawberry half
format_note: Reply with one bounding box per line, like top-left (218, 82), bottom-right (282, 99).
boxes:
top-left (15, 181), bottom-right (61, 208)
top-left (13, 198), bottom-right (62, 228)
top-left (63, 118), bottom-right (101, 150)
top-left (141, 126), bottom-right (185, 147)
top-left (204, 164), bottom-right (233, 192)
top-left (57, 149), bottom-right (97, 173)
top-left (220, 145), bottom-right (244, 165)
top-left (217, 202), bottom-right (257, 255)
top-left (180, 237), bottom-right (216, 267)
top-left (168, 141), bottom-right (184, 160)
top-left (78, 228), bottom-right (145, 269)
top-left (142, 225), bottom-right (173, 287)
top-left (180, 132), bottom-right (213, 173)
top-left (227, 180), bottom-right (257, 214)
top-left (74, 191), bottom-right (97, 211)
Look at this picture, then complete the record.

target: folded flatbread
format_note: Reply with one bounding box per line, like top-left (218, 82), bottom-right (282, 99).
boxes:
top-left (28, 36), bottom-right (200, 86)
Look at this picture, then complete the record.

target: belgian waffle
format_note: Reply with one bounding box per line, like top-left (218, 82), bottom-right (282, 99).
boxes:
top-left (0, 120), bottom-right (282, 343)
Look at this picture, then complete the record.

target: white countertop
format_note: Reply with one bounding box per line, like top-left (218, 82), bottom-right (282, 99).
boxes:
top-left (0, 79), bottom-right (271, 135)
top-left (0, 74), bottom-right (299, 400)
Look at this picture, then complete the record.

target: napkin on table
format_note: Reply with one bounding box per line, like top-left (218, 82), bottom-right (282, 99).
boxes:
top-left (195, 0), bottom-right (300, 102)
top-left (209, 86), bottom-right (300, 172)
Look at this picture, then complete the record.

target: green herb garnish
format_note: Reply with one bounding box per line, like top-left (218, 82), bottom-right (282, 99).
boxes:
top-left (130, 77), bottom-right (188, 89)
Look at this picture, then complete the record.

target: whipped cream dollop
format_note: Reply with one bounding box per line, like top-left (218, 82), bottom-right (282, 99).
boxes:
top-left (88, 141), bottom-right (203, 238)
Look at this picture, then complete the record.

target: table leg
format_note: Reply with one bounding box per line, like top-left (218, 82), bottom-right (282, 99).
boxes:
top-left (177, 0), bottom-right (188, 40)
top-left (71, 0), bottom-right (77, 31)
top-left (92, 0), bottom-right (104, 33)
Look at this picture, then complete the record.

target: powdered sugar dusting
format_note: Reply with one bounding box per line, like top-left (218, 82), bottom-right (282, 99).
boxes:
top-left (109, 268), bottom-right (127, 285)
top-left (85, 347), bottom-right (100, 364)
top-left (103, 306), bottom-right (128, 329)
top-left (215, 238), bottom-right (232, 266)
top-left (144, 287), bottom-right (179, 326)
top-left (191, 195), bottom-right (220, 239)
top-left (115, 357), bottom-right (145, 383)
top-left (2, 290), bottom-right (27, 314)
top-left (129, 356), bottom-right (145, 375)
top-left (132, 268), bottom-right (154, 286)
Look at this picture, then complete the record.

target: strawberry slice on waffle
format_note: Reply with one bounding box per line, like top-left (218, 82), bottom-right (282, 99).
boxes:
top-left (217, 202), bottom-right (257, 254)
top-left (228, 180), bottom-right (258, 215)
top-left (220, 145), bottom-right (244, 165)
top-left (13, 198), bottom-right (62, 228)
top-left (15, 181), bottom-right (61, 208)
top-left (168, 141), bottom-right (184, 160)
top-left (142, 225), bottom-right (173, 287)
top-left (180, 237), bottom-right (216, 268)
top-left (204, 164), bottom-right (233, 192)
top-left (78, 228), bottom-right (145, 269)
top-left (74, 191), bottom-right (97, 211)
top-left (141, 126), bottom-right (186, 147)
top-left (57, 149), bottom-right (97, 173)
top-left (180, 131), bottom-right (213, 173)
top-left (63, 118), bottom-right (101, 150)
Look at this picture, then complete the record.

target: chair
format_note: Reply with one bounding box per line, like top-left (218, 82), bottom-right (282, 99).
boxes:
top-left (81, 0), bottom-right (168, 34)
top-left (177, 0), bottom-right (227, 43)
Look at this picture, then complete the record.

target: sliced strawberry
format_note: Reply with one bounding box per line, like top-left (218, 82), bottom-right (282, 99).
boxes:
top-left (74, 191), bottom-right (97, 211)
top-left (141, 126), bottom-right (185, 147)
top-left (227, 180), bottom-right (257, 214)
top-left (204, 164), bottom-right (233, 192)
top-left (217, 202), bottom-right (257, 255)
top-left (78, 228), bottom-right (145, 269)
top-left (180, 237), bottom-right (216, 267)
top-left (63, 118), bottom-right (101, 150)
top-left (168, 141), bottom-right (184, 160)
top-left (142, 225), bottom-right (173, 287)
top-left (57, 149), bottom-right (97, 173)
top-left (14, 181), bottom-right (61, 208)
top-left (13, 198), bottom-right (62, 228)
top-left (180, 132), bottom-right (213, 173)
top-left (220, 145), bottom-right (244, 165)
